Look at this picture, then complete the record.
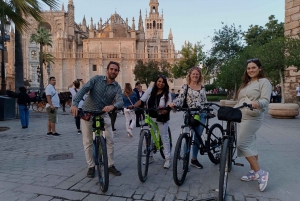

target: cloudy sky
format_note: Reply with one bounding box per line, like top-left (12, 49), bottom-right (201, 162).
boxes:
top-left (57, 0), bottom-right (284, 52)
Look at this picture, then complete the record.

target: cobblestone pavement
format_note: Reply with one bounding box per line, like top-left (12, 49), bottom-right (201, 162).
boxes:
top-left (0, 105), bottom-right (299, 201)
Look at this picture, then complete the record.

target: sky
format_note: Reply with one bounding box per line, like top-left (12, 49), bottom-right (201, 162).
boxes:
top-left (57, 0), bottom-right (284, 53)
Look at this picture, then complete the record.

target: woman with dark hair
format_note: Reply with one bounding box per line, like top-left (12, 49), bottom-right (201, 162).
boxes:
top-left (169, 66), bottom-right (207, 169)
top-left (17, 87), bottom-right (31, 128)
top-left (235, 58), bottom-right (272, 192)
top-left (123, 83), bottom-right (138, 137)
top-left (130, 75), bottom-right (172, 168)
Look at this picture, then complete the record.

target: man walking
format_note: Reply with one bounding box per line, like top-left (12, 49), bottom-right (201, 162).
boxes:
top-left (70, 61), bottom-right (124, 178)
top-left (45, 77), bottom-right (61, 136)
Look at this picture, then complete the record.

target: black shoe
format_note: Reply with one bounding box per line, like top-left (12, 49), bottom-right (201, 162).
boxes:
top-left (136, 124), bottom-right (141, 127)
top-left (25, 126), bottom-right (28, 128)
top-left (191, 159), bottom-right (203, 169)
top-left (47, 132), bottom-right (52, 135)
top-left (22, 126), bottom-right (26, 129)
top-left (52, 133), bottom-right (61, 136)
top-left (112, 128), bottom-right (116, 131)
top-left (108, 165), bottom-right (121, 176)
top-left (87, 167), bottom-right (95, 178)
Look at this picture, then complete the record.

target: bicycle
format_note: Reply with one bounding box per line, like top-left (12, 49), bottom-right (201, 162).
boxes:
top-left (89, 111), bottom-right (109, 192)
top-left (172, 103), bottom-right (224, 186)
top-left (216, 102), bottom-right (253, 201)
top-left (134, 107), bottom-right (172, 182)
top-left (31, 99), bottom-right (46, 112)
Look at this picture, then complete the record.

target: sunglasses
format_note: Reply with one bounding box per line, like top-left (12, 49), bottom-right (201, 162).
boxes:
top-left (158, 74), bottom-right (167, 79)
top-left (247, 58), bottom-right (259, 63)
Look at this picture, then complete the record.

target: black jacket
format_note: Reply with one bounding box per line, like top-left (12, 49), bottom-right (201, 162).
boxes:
top-left (17, 92), bottom-right (31, 106)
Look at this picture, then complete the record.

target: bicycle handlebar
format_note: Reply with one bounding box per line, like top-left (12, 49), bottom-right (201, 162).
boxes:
top-left (130, 107), bottom-right (171, 112)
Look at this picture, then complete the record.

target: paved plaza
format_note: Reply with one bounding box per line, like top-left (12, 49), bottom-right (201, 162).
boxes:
top-left (0, 105), bottom-right (299, 201)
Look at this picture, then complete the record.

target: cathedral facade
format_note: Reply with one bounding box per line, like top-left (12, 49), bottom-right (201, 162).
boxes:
top-left (6, 0), bottom-right (184, 92)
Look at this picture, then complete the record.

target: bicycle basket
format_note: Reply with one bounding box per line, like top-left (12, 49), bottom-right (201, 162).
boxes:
top-left (217, 106), bottom-right (242, 123)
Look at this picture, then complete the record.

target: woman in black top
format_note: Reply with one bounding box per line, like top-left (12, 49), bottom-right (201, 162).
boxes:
top-left (17, 87), bottom-right (31, 128)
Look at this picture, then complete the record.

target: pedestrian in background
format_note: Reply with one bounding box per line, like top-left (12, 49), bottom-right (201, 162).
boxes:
top-left (133, 82), bottom-right (141, 127)
top-left (108, 97), bottom-right (117, 134)
top-left (236, 58), bottom-right (272, 192)
top-left (271, 87), bottom-right (277, 103)
top-left (137, 85), bottom-right (145, 122)
top-left (45, 77), bottom-right (61, 136)
top-left (68, 79), bottom-right (86, 134)
top-left (171, 89), bottom-right (176, 101)
top-left (17, 87), bottom-right (30, 129)
top-left (123, 83), bottom-right (138, 137)
top-left (276, 86), bottom-right (282, 103)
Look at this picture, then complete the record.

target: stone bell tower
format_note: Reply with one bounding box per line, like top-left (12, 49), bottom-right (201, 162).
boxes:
top-left (145, 0), bottom-right (164, 39)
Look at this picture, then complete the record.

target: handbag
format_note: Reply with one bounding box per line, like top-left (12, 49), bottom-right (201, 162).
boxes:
top-left (218, 106), bottom-right (242, 123)
top-left (81, 112), bottom-right (91, 121)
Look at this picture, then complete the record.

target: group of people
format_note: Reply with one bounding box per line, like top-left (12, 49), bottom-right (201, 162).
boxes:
top-left (270, 86), bottom-right (282, 103)
top-left (16, 58), bottom-right (272, 192)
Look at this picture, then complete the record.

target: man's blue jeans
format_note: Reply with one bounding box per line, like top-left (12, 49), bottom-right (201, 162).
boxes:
top-left (192, 112), bottom-right (207, 159)
top-left (19, 105), bottom-right (29, 127)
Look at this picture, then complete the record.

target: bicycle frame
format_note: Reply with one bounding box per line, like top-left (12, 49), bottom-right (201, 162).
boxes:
top-left (93, 115), bottom-right (105, 138)
top-left (143, 113), bottom-right (162, 150)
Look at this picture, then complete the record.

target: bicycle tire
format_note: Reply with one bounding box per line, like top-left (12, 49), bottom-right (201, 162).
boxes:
top-left (173, 133), bottom-right (190, 186)
top-left (228, 122), bottom-right (236, 172)
top-left (95, 136), bottom-right (109, 192)
top-left (219, 138), bottom-right (229, 201)
top-left (32, 103), bottom-right (37, 111)
top-left (207, 123), bottom-right (224, 164)
top-left (137, 130), bottom-right (151, 182)
top-left (160, 126), bottom-right (172, 159)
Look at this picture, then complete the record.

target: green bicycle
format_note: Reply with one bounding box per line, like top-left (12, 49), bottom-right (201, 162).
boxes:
top-left (90, 111), bottom-right (109, 192)
top-left (135, 107), bottom-right (172, 182)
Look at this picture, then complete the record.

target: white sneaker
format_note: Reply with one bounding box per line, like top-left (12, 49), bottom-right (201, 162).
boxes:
top-left (127, 129), bottom-right (133, 137)
top-left (143, 156), bottom-right (154, 165)
top-left (164, 159), bottom-right (171, 169)
top-left (77, 131), bottom-right (81, 135)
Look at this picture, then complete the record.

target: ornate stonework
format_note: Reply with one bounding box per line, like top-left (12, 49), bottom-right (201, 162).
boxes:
top-left (285, 0), bottom-right (300, 103)
top-left (5, 0), bottom-right (184, 92)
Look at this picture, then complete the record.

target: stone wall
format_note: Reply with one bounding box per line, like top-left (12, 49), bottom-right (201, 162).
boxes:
top-left (285, 0), bottom-right (300, 102)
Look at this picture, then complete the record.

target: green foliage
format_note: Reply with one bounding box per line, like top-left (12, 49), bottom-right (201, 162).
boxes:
top-left (30, 26), bottom-right (53, 47)
top-left (210, 23), bottom-right (244, 66)
top-left (206, 94), bottom-right (227, 102)
top-left (204, 83), bottom-right (217, 92)
top-left (244, 15), bottom-right (284, 46)
top-left (133, 60), bottom-right (173, 87)
top-left (172, 42), bottom-right (206, 78)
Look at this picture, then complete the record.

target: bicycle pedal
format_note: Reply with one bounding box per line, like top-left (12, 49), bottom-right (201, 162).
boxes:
top-left (235, 163), bottom-right (244, 167)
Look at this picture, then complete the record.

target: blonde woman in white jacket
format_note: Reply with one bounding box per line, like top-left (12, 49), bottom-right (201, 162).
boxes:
top-left (130, 75), bottom-right (172, 169)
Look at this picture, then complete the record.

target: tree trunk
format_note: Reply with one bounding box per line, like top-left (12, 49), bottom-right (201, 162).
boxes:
top-left (39, 44), bottom-right (44, 95)
top-left (233, 82), bottom-right (237, 100)
top-left (14, 28), bottom-right (23, 93)
top-left (279, 69), bottom-right (285, 104)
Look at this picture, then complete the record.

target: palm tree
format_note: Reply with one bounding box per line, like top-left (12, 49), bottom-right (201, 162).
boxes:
top-left (30, 26), bottom-right (52, 94)
top-left (0, 0), bottom-right (59, 92)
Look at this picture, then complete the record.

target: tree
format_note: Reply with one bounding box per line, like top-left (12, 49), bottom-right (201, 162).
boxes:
top-left (0, 0), bottom-right (59, 92)
top-left (256, 36), bottom-right (300, 103)
top-left (133, 60), bottom-right (173, 88)
top-left (244, 15), bottom-right (284, 46)
top-left (30, 26), bottom-right (53, 94)
top-left (171, 41), bottom-right (205, 78)
top-left (210, 23), bottom-right (244, 68)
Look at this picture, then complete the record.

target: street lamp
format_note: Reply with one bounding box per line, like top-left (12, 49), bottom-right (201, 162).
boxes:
top-left (0, 13), bottom-right (11, 95)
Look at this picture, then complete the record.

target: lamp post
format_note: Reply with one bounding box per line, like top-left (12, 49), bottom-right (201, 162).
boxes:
top-left (0, 16), bottom-right (10, 95)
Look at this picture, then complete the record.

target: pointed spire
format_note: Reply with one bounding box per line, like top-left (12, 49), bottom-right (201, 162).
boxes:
top-left (168, 28), bottom-right (173, 39)
top-left (131, 17), bottom-right (135, 30)
top-left (68, 0), bottom-right (73, 4)
top-left (82, 15), bottom-right (86, 26)
top-left (61, 3), bottom-right (64, 11)
top-left (99, 18), bottom-right (102, 29)
top-left (90, 17), bottom-right (94, 30)
top-left (138, 9), bottom-right (144, 32)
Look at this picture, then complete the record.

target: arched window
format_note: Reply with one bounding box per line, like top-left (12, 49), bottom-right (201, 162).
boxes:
top-left (153, 21), bottom-right (156, 29)
top-left (147, 23), bottom-right (149, 29)
top-left (160, 23), bottom-right (162, 29)
top-left (39, 22), bottom-right (51, 32)
top-left (152, 6), bottom-right (156, 13)
top-left (150, 23), bottom-right (152, 29)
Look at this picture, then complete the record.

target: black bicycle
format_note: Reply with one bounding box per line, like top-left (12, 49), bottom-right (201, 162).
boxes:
top-left (90, 112), bottom-right (109, 192)
top-left (216, 102), bottom-right (253, 201)
top-left (172, 103), bottom-right (224, 186)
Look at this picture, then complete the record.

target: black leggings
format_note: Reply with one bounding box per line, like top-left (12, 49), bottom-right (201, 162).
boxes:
top-left (75, 109), bottom-right (82, 130)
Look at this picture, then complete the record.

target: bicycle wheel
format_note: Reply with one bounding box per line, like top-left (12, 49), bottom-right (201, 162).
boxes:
top-left (173, 133), bottom-right (190, 186)
top-left (95, 136), bottom-right (109, 192)
top-left (207, 123), bottom-right (224, 164)
top-left (219, 138), bottom-right (229, 201)
top-left (159, 126), bottom-right (172, 159)
top-left (37, 101), bottom-right (46, 112)
top-left (137, 130), bottom-right (151, 182)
